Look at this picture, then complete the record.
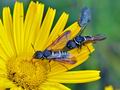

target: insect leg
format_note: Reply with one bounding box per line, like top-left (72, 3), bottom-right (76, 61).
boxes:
top-left (48, 60), bottom-right (51, 72)
top-left (30, 57), bottom-right (34, 63)
top-left (83, 43), bottom-right (91, 54)
top-left (79, 24), bottom-right (87, 35)
top-left (77, 44), bottom-right (82, 53)
top-left (58, 62), bottom-right (68, 70)
top-left (5, 88), bottom-right (10, 90)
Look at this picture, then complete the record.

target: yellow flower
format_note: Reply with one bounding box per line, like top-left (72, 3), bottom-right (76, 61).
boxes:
top-left (105, 85), bottom-right (114, 90)
top-left (0, 1), bottom-right (100, 90)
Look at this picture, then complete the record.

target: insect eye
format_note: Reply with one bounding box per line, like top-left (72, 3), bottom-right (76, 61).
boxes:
top-left (34, 51), bottom-right (43, 59)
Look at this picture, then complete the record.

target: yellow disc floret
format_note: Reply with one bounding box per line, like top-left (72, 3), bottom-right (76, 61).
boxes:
top-left (7, 56), bottom-right (48, 89)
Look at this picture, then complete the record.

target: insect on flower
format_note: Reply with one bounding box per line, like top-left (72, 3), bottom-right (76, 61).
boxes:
top-left (66, 35), bottom-right (106, 50)
top-left (66, 7), bottom-right (106, 51)
top-left (32, 31), bottom-right (76, 64)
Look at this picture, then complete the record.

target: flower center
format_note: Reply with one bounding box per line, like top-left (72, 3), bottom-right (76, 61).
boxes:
top-left (7, 56), bottom-right (49, 89)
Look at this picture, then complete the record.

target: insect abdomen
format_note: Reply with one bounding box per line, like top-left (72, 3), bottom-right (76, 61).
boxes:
top-left (48, 51), bottom-right (69, 59)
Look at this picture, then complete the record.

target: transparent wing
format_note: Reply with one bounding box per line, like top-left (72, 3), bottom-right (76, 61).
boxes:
top-left (92, 34), bottom-right (106, 41)
top-left (84, 34), bottom-right (106, 44)
top-left (47, 30), bottom-right (71, 51)
top-left (55, 57), bottom-right (77, 64)
top-left (78, 7), bottom-right (91, 35)
top-left (53, 53), bottom-right (77, 64)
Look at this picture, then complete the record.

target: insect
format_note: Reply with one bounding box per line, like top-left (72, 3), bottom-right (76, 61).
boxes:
top-left (32, 31), bottom-right (76, 64)
top-left (65, 7), bottom-right (106, 50)
top-left (66, 35), bottom-right (106, 50)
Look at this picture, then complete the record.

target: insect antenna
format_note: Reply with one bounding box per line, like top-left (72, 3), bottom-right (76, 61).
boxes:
top-left (31, 43), bottom-right (36, 52)
top-left (48, 60), bottom-right (52, 72)
top-left (31, 43), bottom-right (36, 62)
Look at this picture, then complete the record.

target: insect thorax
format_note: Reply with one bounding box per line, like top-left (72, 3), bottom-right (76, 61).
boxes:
top-left (74, 36), bottom-right (85, 45)
top-left (43, 50), bottom-right (52, 58)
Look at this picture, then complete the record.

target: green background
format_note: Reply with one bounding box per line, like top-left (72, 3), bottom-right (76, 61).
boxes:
top-left (0, 0), bottom-right (120, 90)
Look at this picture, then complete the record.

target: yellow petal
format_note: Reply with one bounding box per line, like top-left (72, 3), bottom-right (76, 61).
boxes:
top-left (63, 21), bottom-right (80, 39)
top-left (0, 78), bottom-right (16, 88)
top-left (40, 82), bottom-right (71, 90)
top-left (13, 2), bottom-right (24, 54)
top-left (3, 7), bottom-right (16, 55)
top-left (0, 46), bottom-right (8, 60)
top-left (0, 68), bottom-right (6, 75)
top-left (0, 59), bottom-right (7, 73)
top-left (34, 3), bottom-right (44, 41)
top-left (35, 7), bottom-right (56, 50)
top-left (46, 12), bottom-right (69, 47)
top-left (24, 2), bottom-right (44, 55)
top-left (10, 86), bottom-right (23, 90)
top-left (23, 1), bottom-right (36, 54)
top-left (105, 85), bottom-right (114, 90)
top-left (0, 19), bottom-right (13, 58)
top-left (48, 70), bottom-right (100, 83)
top-left (0, 87), bottom-right (5, 90)
top-left (68, 43), bottom-right (94, 69)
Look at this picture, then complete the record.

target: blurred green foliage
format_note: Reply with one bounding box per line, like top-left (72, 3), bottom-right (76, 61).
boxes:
top-left (0, 0), bottom-right (120, 90)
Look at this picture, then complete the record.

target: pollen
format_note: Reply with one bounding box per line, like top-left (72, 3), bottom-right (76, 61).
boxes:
top-left (6, 56), bottom-right (49, 89)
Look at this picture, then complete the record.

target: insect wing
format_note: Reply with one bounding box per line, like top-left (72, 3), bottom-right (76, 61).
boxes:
top-left (55, 54), bottom-right (77, 64)
top-left (47, 31), bottom-right (71, 51)
top-left (78, 7), bottom-right (91, 35)
top-left (55, 58), bottom-right (76, 64)
top-left (83, 35), bottom-right (106, 44)
top-left (93, 35), bottom-right (106, 41)
top-left (79, 7), bottom-right (91, 27)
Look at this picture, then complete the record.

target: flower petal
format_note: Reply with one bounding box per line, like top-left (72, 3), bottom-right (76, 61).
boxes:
top-left (46, 12), bottom-right (69, 47)
top-left (13, 2), bottom-right (24, 54)
top-left (0, 19), bottom-right (14, 58)
top-left (0, 59), bottom-right (7, 73)
top-left (40, 82), bottom-right (71, 90)
top-left (48, 70), bottom-right (100, 83)
top-left (0, 46), bottom-right (8, 61)
top-left (10, 86), bottom-right (23, 90)
top-left (68, 43), bottom-right (94, 70)
top-left (23, 2), bottom-right (44, 55)
top-left (23, 1), bottom-right (36, 54)
top-left (0, 87), bottom-right (5, 90)
top-left (0, 78), bottom-right (16, 88)
top-left (105, 85), bottom-right (114, 90)
top-left (64, 21), bottom-right (80, 39)
top-left (35, 7), bottom-right (56, 50)
top-left (3, 7), bottom-right (16, 55)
